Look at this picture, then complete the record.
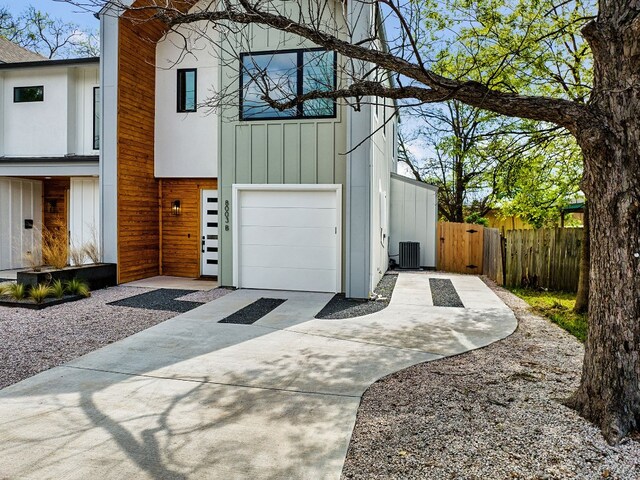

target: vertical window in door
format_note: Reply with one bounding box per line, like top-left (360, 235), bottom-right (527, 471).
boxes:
top-left (177, 69), bottom-right (197, 112)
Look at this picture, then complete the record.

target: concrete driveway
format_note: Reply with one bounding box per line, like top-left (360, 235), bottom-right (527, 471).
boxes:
top-left (0, 273), bottom-right (517, 479)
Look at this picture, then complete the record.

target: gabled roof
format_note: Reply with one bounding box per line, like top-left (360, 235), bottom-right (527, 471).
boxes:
top-left (0, 37), bottom-right (47, 63)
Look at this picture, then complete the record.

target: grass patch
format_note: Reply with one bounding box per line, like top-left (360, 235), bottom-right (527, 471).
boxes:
top-left (509, 288), bottom-right (588, 342)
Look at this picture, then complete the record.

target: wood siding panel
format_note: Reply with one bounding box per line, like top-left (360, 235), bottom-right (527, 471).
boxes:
top-left (117, 12), bottom-right (162, 283)
top-left (160, 178), bottom-right (217, 278)
top-left (42, 178), bottom-right (69, 258)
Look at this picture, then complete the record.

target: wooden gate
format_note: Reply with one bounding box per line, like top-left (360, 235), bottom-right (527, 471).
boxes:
top-left (437, 222), bottom-right (484, 274)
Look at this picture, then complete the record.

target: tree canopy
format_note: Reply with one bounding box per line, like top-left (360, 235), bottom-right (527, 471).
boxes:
top-left (0, 6), bottom-right (98, 59)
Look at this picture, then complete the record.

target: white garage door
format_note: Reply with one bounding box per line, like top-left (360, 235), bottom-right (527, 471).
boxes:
top-left (234, 186), bottom-right (341, 293)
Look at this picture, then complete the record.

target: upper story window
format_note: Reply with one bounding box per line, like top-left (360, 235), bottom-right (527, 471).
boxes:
top-left (240, 48), bottom-right (336, 120)
top-left (93, 87), bottom-right (100, 150)
top-left (14, 86), bottom-right (44, 103)
top-left (177, 69), bottom-right (197, 112)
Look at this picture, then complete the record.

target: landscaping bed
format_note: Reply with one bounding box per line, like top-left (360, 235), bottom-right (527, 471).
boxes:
top-left (0, 294), bottom-right (83, 310)
top-left (341, 279), bottom-right (639, 479)
top-left (17, 263), bottom-right (117, 290)
top-left (315, 273), bottom-right (398, 319)
top-left (0, 286), bottom-right (231, 390)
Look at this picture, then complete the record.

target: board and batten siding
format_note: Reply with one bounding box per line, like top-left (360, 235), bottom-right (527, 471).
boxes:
top-left (218, 16), bottom-right (349, 288)
top-left (69, 177), bottom-right (99, 260)
top-left (389, 173), bottom-right (438, 268)
top-left (0, 177), bottom-right (42, 270)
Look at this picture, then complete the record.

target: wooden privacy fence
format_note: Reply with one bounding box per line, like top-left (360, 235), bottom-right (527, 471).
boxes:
top-left (438, 222), bottom-right (582, 290)
top-left (437, 222), bottom-right (485, 276)
top-left (505, 228), bottom-right (583, 292)
top-left (483, 227), bottom-right (505, 285)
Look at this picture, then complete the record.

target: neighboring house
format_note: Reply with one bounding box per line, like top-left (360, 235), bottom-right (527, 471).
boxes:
top-left (0, 37), bottom-right (48, 64)
top-left (99, 0), bottom-right (436, 298)
top-left (0, 40), bottom-right (100, 270)
top-left (486, 202), bottom-right (585, 234)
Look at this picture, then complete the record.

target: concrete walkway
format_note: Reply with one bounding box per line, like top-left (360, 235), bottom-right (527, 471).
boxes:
top-left (0, 273), bottom-right (517, 480)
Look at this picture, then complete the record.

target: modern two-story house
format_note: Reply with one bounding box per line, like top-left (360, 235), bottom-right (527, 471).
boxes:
top-left (99, 0), bottom-right (436, 298)
top-left (0, 40), bottom-right (100, 271)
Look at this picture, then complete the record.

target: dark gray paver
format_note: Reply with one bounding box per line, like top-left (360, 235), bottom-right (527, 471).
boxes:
top-left (107, 288), bottom-right (203, 313)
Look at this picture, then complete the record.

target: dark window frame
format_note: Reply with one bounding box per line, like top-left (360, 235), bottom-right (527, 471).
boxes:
top-left (93, 86), bottom-right (100, 150)
top-left (14, 85), bottom-right (44, 103)
top-left (239, 48), bottom-right (337, 121)
top-left (177, 68), bottom-right (197, 113)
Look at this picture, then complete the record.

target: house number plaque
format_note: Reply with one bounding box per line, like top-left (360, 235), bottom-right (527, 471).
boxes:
top-left (224, 200), bottom-right (230, 231)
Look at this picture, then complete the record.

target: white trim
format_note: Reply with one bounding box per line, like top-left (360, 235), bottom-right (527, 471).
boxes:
top-left (232, 183), bottom-right (343, 293)
top-left (0, 163), bottom-right (99, 176)
top-left (99, 10), bottom-right (119, 264)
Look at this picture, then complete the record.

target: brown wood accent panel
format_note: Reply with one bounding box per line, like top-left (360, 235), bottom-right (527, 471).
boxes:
top-left (116, 11), bottom-right (161, 284)
top-left (116, 1), bottom-right (201, 284)
top-left (160, 178), bottom-right (217, 278)
top-left (42, 178), bottom-right (70, 258)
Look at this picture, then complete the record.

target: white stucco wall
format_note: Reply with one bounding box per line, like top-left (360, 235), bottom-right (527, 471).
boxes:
top-left (0, 64), bottom-right (99, 158)
top-left (154, 17), bottom-right (218, 178)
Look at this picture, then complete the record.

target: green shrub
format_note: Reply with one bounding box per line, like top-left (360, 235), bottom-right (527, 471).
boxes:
top-left (7, 283), bottom-right (27, 300)
top-left (29, 284), bottom-right (53, 304)
top-left (50, 279), bottom-right (65, 299)
top-left (0, 283), bottom-right (10, 297)
top-left (65, 278), bottom-right (90, 297)
top-left (464, 212), bottom-right (490, 227)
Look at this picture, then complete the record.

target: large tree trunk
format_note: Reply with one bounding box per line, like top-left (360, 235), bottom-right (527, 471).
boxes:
top-left (568, 5), bottom-right (640, 443)
top-left (573, 203), bottom-right (589, 314)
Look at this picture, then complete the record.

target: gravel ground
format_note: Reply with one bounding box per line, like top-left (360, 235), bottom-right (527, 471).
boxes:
top-left (316, 273), bottom-right (398, 319)
top-left (342, 279), bottom-right (640, 480)
top-left (0, 285), bottom-right (231, 390)
top-left (429, 278), bottom-right (464, 307)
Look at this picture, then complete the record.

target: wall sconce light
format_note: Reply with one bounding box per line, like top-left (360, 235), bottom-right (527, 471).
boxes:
top-left (171, 199), bottom-right (181, 216)
top-left (46, 199), bottom-right (58, 214)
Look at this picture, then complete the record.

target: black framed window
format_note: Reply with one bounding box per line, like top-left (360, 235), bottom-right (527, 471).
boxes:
top-left (14, 86), bottom-right (44, 103)
top-left (177, 69), bottom-right (197, 112)
top-left (93, 87), bottom-right (100, 150)
top-left (240, 48), bottom-right (336, 120)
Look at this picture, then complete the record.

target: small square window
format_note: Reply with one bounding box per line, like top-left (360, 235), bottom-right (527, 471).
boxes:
top-left (14, 86), bottom-right (44, 103)
top-left (177, 69), bottom-right (197, 112)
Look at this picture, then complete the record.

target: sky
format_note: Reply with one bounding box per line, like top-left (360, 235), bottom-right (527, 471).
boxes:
top-left (4, 0), bottom-right (99, 30)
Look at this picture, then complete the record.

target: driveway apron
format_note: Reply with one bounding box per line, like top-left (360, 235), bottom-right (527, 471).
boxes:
top-left (0, 273), bottom-right (517, 479)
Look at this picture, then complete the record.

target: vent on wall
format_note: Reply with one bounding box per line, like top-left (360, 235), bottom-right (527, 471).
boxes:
top-left (399, 241), bottom-right (421, 269)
